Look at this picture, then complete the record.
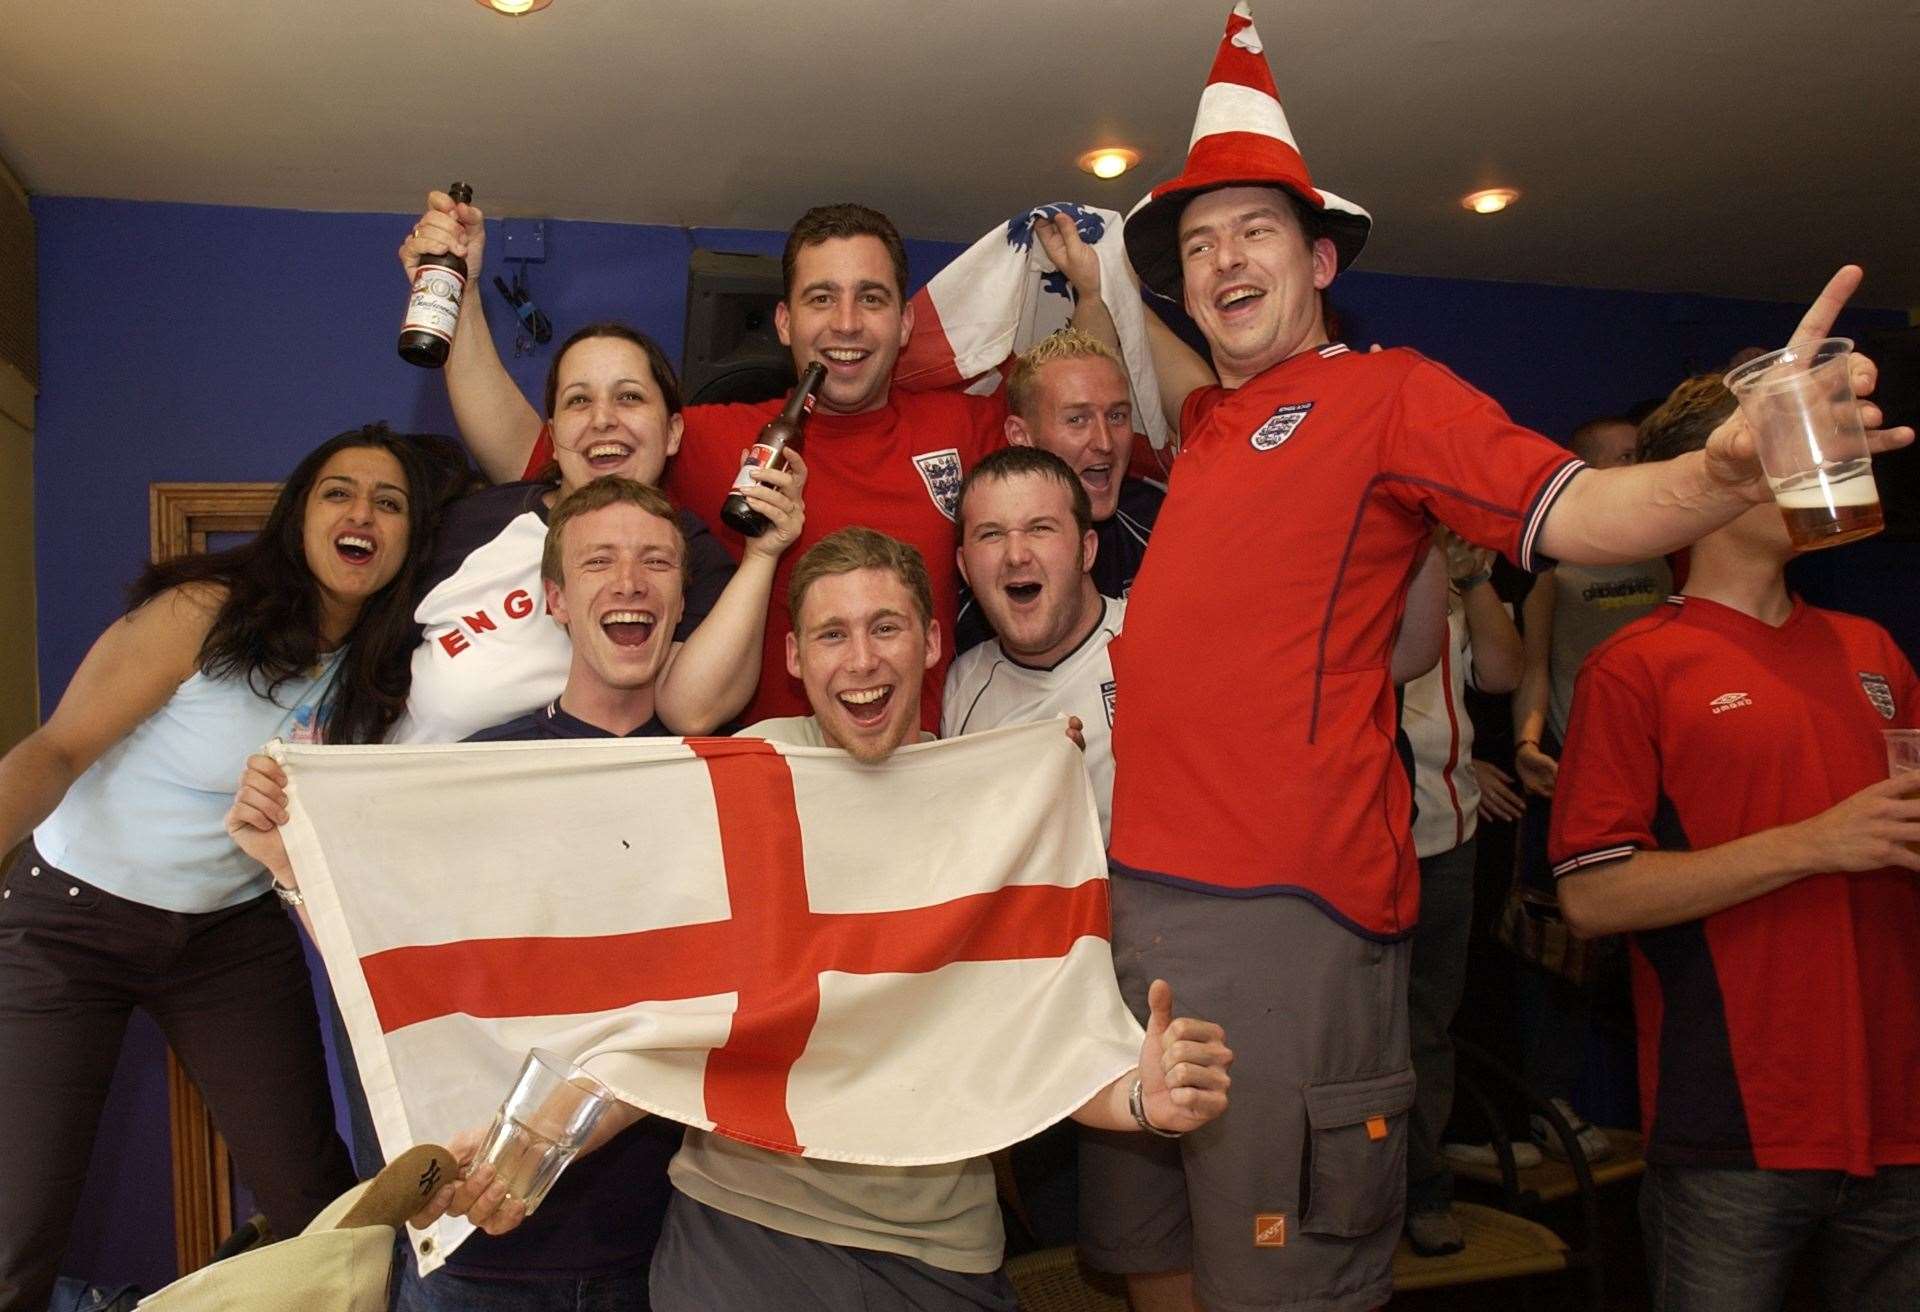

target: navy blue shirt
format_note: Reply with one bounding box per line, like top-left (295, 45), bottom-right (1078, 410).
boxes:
top-left (447, 701), bottom-right (683, 1279)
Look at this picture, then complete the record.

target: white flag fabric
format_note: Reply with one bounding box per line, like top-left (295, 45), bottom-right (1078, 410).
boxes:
top-left (894, 202), bottom-right (1171, 448)
top-left (276, 720), bottom-right (1141, 1268)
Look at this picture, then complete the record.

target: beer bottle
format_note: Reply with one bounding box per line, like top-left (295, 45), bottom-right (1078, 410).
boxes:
top-left (721, 362), bottom-right (826, 536)
top-left (397, 182), bottom-right (474, 369)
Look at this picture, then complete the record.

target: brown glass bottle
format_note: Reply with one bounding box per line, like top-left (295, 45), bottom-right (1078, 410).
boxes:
top-left (397, 182), bottom-right (474, 369)
top-left (721, 362), bottom-right (826, 536)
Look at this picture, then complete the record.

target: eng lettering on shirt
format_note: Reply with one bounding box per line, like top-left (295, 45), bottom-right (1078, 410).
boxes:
top-left (432, 586), bottom-right (542, 658)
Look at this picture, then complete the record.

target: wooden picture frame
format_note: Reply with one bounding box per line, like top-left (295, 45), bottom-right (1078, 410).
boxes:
top-left (149, 481), bottom-right (280, 1274)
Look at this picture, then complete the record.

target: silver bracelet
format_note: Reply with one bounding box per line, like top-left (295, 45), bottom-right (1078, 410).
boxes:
top-left (1130, 1077), bottom-right (1183, 1138)
top-left (273, 882), bottom-right (305, 908)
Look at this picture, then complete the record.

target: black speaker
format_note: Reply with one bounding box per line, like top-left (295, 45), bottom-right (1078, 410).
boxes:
top-left (681, 250), bottom-right (797, 406)
top-left (1858, 325), bottom-right (1920, 541)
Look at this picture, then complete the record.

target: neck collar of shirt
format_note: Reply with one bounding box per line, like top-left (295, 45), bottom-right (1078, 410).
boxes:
top-left (1674, 592), bottom-right (1807, 641)
top-left (544, 698), bottom-right (665, 739)
top-left (1003, 594), bottom-right (1117, 673)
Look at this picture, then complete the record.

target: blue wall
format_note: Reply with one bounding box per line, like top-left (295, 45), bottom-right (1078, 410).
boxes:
top-left (28, 195), bottom-right (1908, 1292)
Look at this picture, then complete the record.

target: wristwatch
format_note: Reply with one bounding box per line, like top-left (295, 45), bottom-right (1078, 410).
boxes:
top-left (273, 882), bottom-right (306, 908)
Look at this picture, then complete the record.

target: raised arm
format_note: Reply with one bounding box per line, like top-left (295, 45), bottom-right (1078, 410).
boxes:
top-left (654, 454), bottom-right (807, 733)
top-left (0, 587), bottom-right (214, 855)
top-left (1538, 266), bottom-right (1912, 565)
top-left (1559, 773), bottom-right (1920, 938)
top-left (1390, 544), bottom-right (1447, 684)
top-left (400, 191), bottom-right (545, 483)
top-left (1034, 212), bottom-right (1216, 433)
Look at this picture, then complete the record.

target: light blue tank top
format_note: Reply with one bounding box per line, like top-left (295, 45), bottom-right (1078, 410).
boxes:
top-left (34, 651), bottom-right (344, 913)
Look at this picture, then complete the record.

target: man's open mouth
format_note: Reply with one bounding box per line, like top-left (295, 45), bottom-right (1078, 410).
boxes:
top-left (600, 610), bottom-right (657, 647)
top-left (837, 684), bottom-right (893, 724)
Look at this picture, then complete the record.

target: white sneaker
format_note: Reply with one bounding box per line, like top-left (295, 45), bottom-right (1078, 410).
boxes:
top-left (1443, 1139), bottom-right (1544, 1169)
top-left (1531, 1098), bottom-right (1613, 1163)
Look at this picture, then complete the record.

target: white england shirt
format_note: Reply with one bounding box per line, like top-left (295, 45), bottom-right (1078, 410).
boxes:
top-left (941, 595), bottom-right (1123, 841)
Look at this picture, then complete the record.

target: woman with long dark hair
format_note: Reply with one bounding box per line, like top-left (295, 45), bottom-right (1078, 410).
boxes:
top-left (0, 424), bottom-right (443, 1311)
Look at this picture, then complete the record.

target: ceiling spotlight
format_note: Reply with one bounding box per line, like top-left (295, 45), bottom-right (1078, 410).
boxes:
top-left (1462, 187), bottom-right (1519, 215)
top-left (475, 0), bottom-right (552, 14)
top-left (1078, 148), bottom-right (1141, 180)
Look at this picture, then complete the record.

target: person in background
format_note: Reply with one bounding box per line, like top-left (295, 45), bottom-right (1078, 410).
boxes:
top-left (0, 426), bottom-right (446, 1312)
top-left (1551, 376), bottom-right (1920, 1311)
top-left (1400, 527), bottom-right (1524, 1255)
top-left (1508, 414), bottom-right (1674, 1161)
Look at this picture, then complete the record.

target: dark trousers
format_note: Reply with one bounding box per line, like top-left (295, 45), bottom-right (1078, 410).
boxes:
top-left (1641, 1163), bottom-right (1920, 1312)
top-left (0, 843), bottom-right (354, 1312)
top-left (1407, 837), bottom-right (1477, 1213)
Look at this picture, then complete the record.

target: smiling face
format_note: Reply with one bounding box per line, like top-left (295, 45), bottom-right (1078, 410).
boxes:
top-left (785, 566), bottom-right (939, 763)
top-left (549, 337), bottom-right (685, 492)
top-left (1008, 354), bottom-right (1136, 521)
top-left (775, 235), bottom-right (913, 416)
top-left (958, 471), bottom-right (1100, 667)
top-left (543, 501), bottom-right (687, 697)
top-left (1178, 185), bottom-right (1337, 388)
top-left (301, 445), bottom-right (411, 622)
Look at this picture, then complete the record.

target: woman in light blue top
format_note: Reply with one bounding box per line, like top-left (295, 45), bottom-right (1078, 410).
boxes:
top-left (0, 424), bottom-right (445, 1311)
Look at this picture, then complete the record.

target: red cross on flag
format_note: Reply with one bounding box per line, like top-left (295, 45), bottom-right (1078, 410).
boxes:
top-left (274, 720), bottom-right (1141, 1267)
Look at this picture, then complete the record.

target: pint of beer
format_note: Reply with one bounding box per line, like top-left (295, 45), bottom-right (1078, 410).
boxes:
top-left (1726, 337), bottom-right (1884, 552)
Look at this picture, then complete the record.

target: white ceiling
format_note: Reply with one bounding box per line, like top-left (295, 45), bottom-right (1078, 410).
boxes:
top-left (2, 0), bottom-right (1915, 308)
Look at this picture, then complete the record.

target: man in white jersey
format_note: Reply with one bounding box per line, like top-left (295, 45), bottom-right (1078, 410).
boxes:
top-left (944, 448), bottom-right (1120, 838)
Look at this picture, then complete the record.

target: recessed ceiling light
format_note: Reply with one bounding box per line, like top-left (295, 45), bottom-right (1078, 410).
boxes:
top-left (1078, 148), bottom-right (1141, 180)
top-left (475, 0), bottom-right (552, 15)
top-left (1462, 187), bottom-right (1519, 215)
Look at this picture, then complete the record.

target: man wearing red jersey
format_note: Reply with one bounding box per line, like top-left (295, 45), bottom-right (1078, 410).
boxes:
top-left (402, 199), bottom-right (1113, 728)
top-left (1079, 8), bottom-right (1912, 1311)
top-left (1551, 378), bottom-right (1920, 1312)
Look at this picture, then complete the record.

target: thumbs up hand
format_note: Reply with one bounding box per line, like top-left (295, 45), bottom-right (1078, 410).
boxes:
top-left (1135, 978), bottom-right (1233, 1135)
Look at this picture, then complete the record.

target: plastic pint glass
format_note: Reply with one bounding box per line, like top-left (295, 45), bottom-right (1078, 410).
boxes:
top-left (1725, 337), bottom-right (1883, 552)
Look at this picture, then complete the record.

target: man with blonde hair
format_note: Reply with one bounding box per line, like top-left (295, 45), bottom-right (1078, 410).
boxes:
top-left (955, 329), bottom-right (1164, 650)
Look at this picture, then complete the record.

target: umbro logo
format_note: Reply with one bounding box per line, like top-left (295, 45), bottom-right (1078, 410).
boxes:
top-left (1709, 692), bottom-right (1753, 715)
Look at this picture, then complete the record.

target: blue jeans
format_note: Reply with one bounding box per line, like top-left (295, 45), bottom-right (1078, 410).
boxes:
top-left (392, 1248), bottom-right (652, 1312)
top-left (1640, 1162), bottom-right (1920, 1312)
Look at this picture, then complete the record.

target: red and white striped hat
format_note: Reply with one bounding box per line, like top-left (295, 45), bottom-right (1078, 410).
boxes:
top-left (1124, 3), bottom-right (1371, 300)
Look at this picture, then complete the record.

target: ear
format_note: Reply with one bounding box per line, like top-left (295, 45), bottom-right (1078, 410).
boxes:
top-left (1310, 236), bottom-right (1338, 291)
top-left (1080, 527), bottom-right (1099, 576)
top-left (922, 617), bottom-right (943, 671)
top-left (785, 630), bottom-right (802, 681)
top-left (1005, 414), bottom-right (1034, 447)
top-left (897, 297), bottom-right (915, 349)
top-left (955, 543), bottom-right (972, 590)
top-left (775, 300), bottom-right (792, 349)
top-left (664, 411), bottom-right (684, 459)
top-left (544, 577), bottom-right (569, 631)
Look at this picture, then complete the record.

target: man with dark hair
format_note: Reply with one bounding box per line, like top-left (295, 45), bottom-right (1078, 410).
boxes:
top-left (944, 448), bottom-right (1117, 832)
top-left (1068, 9), bottom-right (1910, 1312)
top-left (1551, 377), bottom-right (1920, 1312)
top-left (403, 197), bottom-right (1117, 729)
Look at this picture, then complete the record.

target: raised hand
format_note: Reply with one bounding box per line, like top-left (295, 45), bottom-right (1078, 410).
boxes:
top-left (1136, 978), bottom-right (1232, 1134)
top-left (1701, 266), bottom-right (1914, 499)
top-left (736, 448), bottom-right (809, 560)
top-left (1032, 210), bottom-right (1104, 300)
top-left (398, 189), bottom-right (488, 285)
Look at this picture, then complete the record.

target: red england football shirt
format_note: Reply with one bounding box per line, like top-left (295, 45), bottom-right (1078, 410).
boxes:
top-left (1106, 344), bottom-right (1583, 936)
top-left (1550, 596), bottom-right (1920, 1173)
top-left (670, 390), bottom-right (1006, 727)
top-left (526, 391), bottom-right (1005, 726)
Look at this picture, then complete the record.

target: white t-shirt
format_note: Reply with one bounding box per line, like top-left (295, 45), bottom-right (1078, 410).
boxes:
top-left (941, 595), bottom-right (1123, 842)
top-left (1401, 596), bottom-right (1483, 858)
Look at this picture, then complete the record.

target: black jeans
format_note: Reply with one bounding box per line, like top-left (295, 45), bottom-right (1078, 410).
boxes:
top-left (0, 843), bottom-right (353, 1312)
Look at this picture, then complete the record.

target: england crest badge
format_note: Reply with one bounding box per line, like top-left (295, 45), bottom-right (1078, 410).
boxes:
top-left (1251, 402), bottom-right (1313, 451)
top-left (913, 448), bottom-right (964, 520)
top-left (1859, 671), bottom-right (1896, 720)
